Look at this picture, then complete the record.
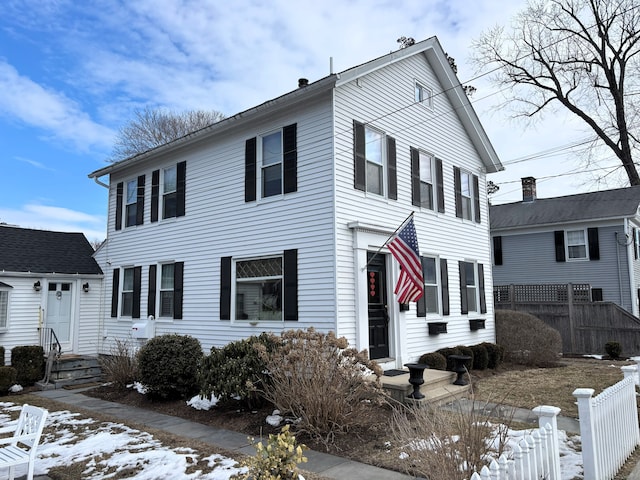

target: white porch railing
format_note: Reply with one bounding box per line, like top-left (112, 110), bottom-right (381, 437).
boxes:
top-left (470, 406), bottom-right (562, 480)
top-left (573, 373), bottom-right (640, 480)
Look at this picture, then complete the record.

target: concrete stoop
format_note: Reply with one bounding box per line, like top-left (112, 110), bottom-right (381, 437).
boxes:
top-left (36, 354), bottom-right (104, 390)
top-left (380, 368), bottom-right (471, 405)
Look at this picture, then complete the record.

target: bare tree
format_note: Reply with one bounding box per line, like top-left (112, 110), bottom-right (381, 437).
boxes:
top-left (110, 108), bottom-right (225, 161)
top-left (472, 0), bottom-right (640, 185)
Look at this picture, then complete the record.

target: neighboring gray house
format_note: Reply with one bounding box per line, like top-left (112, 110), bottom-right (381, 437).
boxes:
top-left (89, 37), bottom-right (503, 370)
top-left (0, 225), bottom-right (103, 363)
top-left (490, 178), bottom-right (640, 315)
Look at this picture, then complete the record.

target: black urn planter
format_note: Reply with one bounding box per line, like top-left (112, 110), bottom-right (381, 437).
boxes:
top-left (404, 363), bottom-right (429, 399)
top-left (449, 355), bottom-right (472, 386)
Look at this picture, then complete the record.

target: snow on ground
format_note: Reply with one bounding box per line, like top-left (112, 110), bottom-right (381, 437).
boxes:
top-left (0, 401), bottom-right (246, 479)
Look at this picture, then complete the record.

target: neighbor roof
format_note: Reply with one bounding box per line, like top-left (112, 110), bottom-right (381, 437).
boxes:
top-left (490, 186), bottom-right (640, 230)
top-left (0, 225), bottom-right (103, 275)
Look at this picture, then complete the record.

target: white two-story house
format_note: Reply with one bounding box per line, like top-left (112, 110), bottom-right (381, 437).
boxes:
top-left (89, 36), bottom-right (503, 369)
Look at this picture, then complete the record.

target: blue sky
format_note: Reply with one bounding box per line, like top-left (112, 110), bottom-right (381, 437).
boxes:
top-left (0, 0), bottom-right (608, 242)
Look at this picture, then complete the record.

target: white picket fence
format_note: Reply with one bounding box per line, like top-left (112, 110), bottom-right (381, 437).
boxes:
top-left (470, 405), bottom-right (562, 480)
top-left (574, 372), bottom-right (639, 480)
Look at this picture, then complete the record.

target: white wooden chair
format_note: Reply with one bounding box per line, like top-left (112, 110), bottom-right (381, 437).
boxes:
top-left (0, 404), bottom-right (48, 480)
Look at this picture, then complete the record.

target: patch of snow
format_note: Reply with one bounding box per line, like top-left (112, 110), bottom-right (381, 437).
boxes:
top-left (266, 410), bottom-right (283, 427)
top-left (583, 354), bottom-right (603, 360)
top-left (9, 384), bottom-right (23, 393)
top-left (127, 381), bottom-right (148, 394)
top-left (187, 394), bottom-right (219, 410)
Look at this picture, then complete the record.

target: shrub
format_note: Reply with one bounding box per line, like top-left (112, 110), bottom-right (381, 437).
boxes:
top-left (99, 338), bottom-right (138, 390)
top-left (480, 342), bottom-right (504, 369)
top-left (436, 347), bottom-right (462, 371)
top-left (200, 332), bottom-right (280, 407)
top-left (470, 344), bottom-right (489, 370)
top-left (605, 341), bottom-right (622, 359)
top-left (0, 346), bottom-right (5, 366)
top-left (418, 352), bottom-right (446, 370)
top-left (11, 346), bottom-right (44, 385)
top-left (495, 310), bottom-right (562, 367)
top-left (0, 366), bottom-right (17, 394)
top-left (232, 425), bottom-right (307, 480)
top-left (259, 328), bottom-right (384, 445)
top-left (137, 334), bottom-right (203, 400)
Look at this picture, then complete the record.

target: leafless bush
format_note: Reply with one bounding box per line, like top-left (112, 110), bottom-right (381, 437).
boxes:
top-left (99, 338), bottom-right (138, 390)
top-left (257, 328), bottom-right (385, 447)
top-left (496, 309), bottom-right (563, 367)
top-left (390, 398), bottom-right (512, 479)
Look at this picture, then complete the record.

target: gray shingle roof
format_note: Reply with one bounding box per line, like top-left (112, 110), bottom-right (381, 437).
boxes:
top-left (0, 225), bottom-right (103, 275)
top-left (490, 186), bottom-right (640, 230)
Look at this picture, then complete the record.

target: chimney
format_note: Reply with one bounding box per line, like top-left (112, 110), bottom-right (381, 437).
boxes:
top-left (521, 177), bottom-right (537, 202)
top-left (298, 78), bottom-right (309, 88)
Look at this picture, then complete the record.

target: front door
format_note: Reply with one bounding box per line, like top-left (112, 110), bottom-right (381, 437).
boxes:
top-left (46, 282), bottom-right (73, 350)
top-left (367, 252), bottom-right (389, 359)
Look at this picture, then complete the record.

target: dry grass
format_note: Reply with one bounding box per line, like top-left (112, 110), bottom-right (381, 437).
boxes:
top-left (472, 357), bottom-right (635, 418)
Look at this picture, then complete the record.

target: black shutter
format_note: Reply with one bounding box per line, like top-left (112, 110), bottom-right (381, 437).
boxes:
top-left (283, 124), bottom-right (297, 194)
top-left (473, 174), bottom-right (481, 223)
top-left (454, 167), bottom-right (462, 218)
top-left (132, 266), bottom-right (142, 319)
top-left (416, 256), bottom-right (426, 317)
top-left (220, 257), bottom-right (232, 320)
top-left (554, 231), bottom-right (566, 262)
top-left (459, 261), bottom-right (468, 314)
top-left (588, 227), bottom-right (600, 260)
top-left (115, 182), bottom-right (123, 231)
top-left (436, 158), bottom-right (445, 213)
top-left (353, 121), bottom-right (366, 191)
top-left (176, 161), bottom-right (186, 217)
top-left (478, 263), bottom-right (487, 314)
top-left (151, 170), bottom-right (159, 222)
top-left (174, 261), bottom-right (184, 319)
top-left (147, 265), bottom-right (156, 318)
top-left (245, 138), bottom-right (257, 202)
top-left (410, 148), bottom-right (420, 207)
top-left (283, 249), bottom-right (298, 321)
top-left (634, 229), bottom-right (638, 260)
top-left (440, 259), bottom-right (449, 316)
top-left (493, 236), bottom-right (503, 266)
top-left (136, 175), bottom-right (145, 226)
top-left (387, 136), bottom-right (397, 200)
top-left (111, 269), bottom-right (120, 318)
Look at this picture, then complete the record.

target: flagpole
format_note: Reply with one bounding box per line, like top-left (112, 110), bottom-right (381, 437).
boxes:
top-left (360, 211), bottom-right (415, 271)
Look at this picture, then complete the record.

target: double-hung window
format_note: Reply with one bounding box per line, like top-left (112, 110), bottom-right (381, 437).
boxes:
top-left (162, 166), bottom-right (177, 219)
top-left (261, 130), bottom-right (283, 197)
top-left (125, 179), bottom-right (138, 227)
top-left (121, 267), bottom-right (135, 316)
top-left (159, 263), bottom-right (175, 317)
top-left (460, 171), bottom-right (473, 220)
top-left (0, 284), bottom-right (10, 330)
top-left (235, 256), bottom-right (283, 321)
top-left (462, 262), bottom-right (477, 312)
top-left (353, 121), bottom-right (397, 199)
top-left (364, 127), bottom-right (384, 195)
top-left (415, 82), bottom-right (433, 108)
top-left (567, 230), bottom-right (587, 260)
top-left (459, 261), bottom-right (487, 315)
top-left (422, 256), bottom-right (439, 314)
top-left (454, 167), bottom-right (480, 223)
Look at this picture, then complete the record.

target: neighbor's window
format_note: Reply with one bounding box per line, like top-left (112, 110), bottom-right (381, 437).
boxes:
top-left (261, 130), bottom-right (283, 197)
top-left (365, 126), bottom-right (384, 195)
top-left (419, 151), bottom-right (435, 210)
top-left (121, 268), bottom-right (135, 316)
top-left (125, 179), bottom-right (138, 227)
top-left (159, 263), bottom-right (175, 317)
top-left (235, 256), bottom-right (282, 321)
top-left (460, 170), bottom-right (473, 220)
top-left (162, 166), bottom-right (177, 219)
top-left (567, 230), bottom-right (587, 260)
top-left (422, 256), bottom-right (439, 314)
top-left (0, 289), bottom-right (8, 329)
top-left (415, 82), bottom-right (433, 108)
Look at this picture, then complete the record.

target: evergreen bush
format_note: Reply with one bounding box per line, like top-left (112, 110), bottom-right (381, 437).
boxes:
top-left (436, 347), bottom-right (462, 371)
top-left (11, 346), bottom-right (44, 386)
top-left (455, 345), bottom-right (474, 370)
top-left (480, 342), bottom-right (504, 369)
top-left (605, 341), bottom-right (622, 359)
top-left (470, 344), bottom-right (489, 370)
top-left (418, 352), bottom-right (447, 370)
top-left (0, 366), bottom-right (16, 394)
top-left (0, 346), bottom-right (5, 366)
top-left (137, 334), bottom-right (203, 400)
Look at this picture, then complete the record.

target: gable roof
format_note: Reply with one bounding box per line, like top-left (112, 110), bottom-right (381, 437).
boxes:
top-left (89, 36), bottom-right (502, 180)
top-left (0, 225), bottom-right (103, 275)
top-left (490, 186), bottom-right (640, 230)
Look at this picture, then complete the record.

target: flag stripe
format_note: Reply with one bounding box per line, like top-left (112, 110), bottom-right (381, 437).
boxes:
top-left (388, 217), bottom-right (423, 303)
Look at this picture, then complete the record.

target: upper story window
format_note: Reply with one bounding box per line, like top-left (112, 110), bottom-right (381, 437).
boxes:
top-left (415, 82), bottom-right (433, 108)
top-left (567, 230), bottom-right (588, 260)
top-left (635, 229), bottom-right (640, 259)
top-left (454, 167), bottom-right (481, 223)
top-left (245, 124), bottom-right (297, 202)
top-left (353, 121), bottom-right (397, 200)
top-left (125, 179), bottom-right (138, 227)
top-left (151, 161), bottom-right (186, 222)
top-left (554, 228), bottom-right (599, 262)
top-left (115, 175), bottom-right (145, 230)
top-left (261, 130), bottom-right (283, 197)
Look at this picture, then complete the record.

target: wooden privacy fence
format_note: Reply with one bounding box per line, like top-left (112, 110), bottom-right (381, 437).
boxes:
top-left (470, 406), bottom-right (562, 480)
top-left (573, 374), bottom-right (640, 480)
top-left (494, 283), bottom-right (640, 355)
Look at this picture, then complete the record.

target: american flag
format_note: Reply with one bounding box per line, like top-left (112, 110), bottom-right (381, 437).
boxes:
top-left (387, 217), bottom-right (424, 303)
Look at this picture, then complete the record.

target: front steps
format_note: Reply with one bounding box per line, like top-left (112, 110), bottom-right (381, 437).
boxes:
top-left (380, 368), bottom-right (471, 405)
top-left (36, 354), bottom-right (103, 390)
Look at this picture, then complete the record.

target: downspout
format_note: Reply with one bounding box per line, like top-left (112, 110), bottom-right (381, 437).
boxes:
top-left (616, 231), bottom-right (624, 307)
top-left (93, 176), bottom-right (109, 189)
top-left (624, 218), bottom-right (637, 316)
top-left (92, 174), bottom-right (109, 354)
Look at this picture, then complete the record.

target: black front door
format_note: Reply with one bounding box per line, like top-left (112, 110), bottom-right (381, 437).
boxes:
top-left (367, 252), bottom-right (389, 359)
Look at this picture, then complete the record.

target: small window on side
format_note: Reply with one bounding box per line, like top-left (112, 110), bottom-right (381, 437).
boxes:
top-left (415, 82), bottom-right (433, 108)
